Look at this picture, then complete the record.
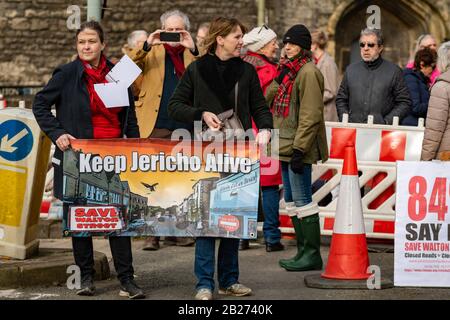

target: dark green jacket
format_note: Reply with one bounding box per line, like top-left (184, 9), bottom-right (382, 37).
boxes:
top-left (266, 61), bottom-right (329, 163)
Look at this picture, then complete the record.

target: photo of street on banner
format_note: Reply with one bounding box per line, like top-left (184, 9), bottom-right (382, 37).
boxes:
top-left (62, 138), bottom-right (260, 239)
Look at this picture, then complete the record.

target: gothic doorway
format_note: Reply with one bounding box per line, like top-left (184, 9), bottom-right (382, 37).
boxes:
top-left (327, 0), bottom-right (448, 73)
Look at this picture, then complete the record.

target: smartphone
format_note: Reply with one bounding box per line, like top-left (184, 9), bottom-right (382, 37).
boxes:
top-left (160, 32), bottom-right (181, 42)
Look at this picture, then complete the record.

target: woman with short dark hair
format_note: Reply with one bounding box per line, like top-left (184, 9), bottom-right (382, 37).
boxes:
top-left (407, 34), bottom-right (440, 85)
top-left (32, 21), bottom-right (144, 299)
top-left (402, 47), bottom-right (437, 126)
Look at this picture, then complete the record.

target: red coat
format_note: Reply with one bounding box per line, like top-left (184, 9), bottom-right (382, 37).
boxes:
top-left (243, 51), bottom-right (282, 186)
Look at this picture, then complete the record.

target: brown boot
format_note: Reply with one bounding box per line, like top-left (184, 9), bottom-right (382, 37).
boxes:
top-left (163, 236), bottom-right (178, 246)
top-left (142, 236), bottom-right (160, 251)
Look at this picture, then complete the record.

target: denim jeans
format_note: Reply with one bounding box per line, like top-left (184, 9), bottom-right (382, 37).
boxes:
top-left (194, 237), bottom-right (239, 291)
top-left (262, 186), bottom-right (281, 244)
top-left (281, 161), bottom-right (312, 207)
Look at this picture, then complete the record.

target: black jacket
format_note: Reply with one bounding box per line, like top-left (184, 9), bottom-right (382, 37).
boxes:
top-left (32, 58), bottom-right (139, 199)
top-left (401, 68), bottom-right (430, 126)
top-left (336, 57), bottom-right (411, 124)
top-left (167, 54), bottom-right (273, 131)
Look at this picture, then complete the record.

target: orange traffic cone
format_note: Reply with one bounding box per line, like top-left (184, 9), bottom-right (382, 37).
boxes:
top-left (322, 143), bottom-right (370, 280)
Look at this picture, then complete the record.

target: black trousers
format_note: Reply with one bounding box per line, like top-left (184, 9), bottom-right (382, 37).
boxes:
top-left (72, 236), bottom-right (134, 284)
top-left (64, 204), bottom-right (134, 283)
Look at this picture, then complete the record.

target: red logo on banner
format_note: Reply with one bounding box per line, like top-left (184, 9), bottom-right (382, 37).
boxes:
top-left (69, 206), bottom-right (123, 232)
top-left (380, 131), bottom-right (406, 162)
top-left (330, 128), bottom-right (357, 159)
top-left (219, 215), bottom-right (240, 232)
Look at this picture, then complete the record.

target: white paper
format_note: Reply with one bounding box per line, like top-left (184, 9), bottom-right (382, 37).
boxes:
top-left (105, 54), bottom-right (142, 87)
top-left (94, 55), bottom-right (142, 108)
top-left (94, 82), bottom-right (129, 108)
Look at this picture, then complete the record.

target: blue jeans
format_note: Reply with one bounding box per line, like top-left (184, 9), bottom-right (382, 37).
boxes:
top-left (262, 186), bottom-right (281, 244)
top-left (281, 161), bottom-right (312, 207)
top-left (194, 237), bottom-right (239, 291)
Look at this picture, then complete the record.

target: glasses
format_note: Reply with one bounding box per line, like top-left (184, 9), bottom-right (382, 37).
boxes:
top-left (258, 24), bottom-right (269, 34)
top-left (360, 42), bottom-right (376, 48)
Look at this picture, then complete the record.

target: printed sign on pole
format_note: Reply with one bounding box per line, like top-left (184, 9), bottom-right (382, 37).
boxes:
top-left (63, 138), bottom-right (260, 239)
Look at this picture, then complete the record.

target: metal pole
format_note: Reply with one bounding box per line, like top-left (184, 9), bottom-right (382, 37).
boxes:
top-left (87, 0), bottom-right (102, 22)
top-left (256, 0), bottom-right (265, 26)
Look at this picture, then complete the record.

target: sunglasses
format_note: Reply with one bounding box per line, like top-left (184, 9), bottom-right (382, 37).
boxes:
top-left (360, 42), bottom-right (376, 48)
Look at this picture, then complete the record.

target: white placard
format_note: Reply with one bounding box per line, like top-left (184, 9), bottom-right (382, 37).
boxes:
top-left (69, 206), bottom-right (123, 232)
top-left (395, 161), bottom-right (450, 287)
top-left (94, 55), bottom-right (142, 108)
top-left (94, 82), bottom-right (129, 108)
top-left (106, 54), bottom-right (142, 88)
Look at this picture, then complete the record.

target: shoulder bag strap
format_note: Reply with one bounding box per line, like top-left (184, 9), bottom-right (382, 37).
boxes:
top-left (234, 82), bottom-right (238, 113)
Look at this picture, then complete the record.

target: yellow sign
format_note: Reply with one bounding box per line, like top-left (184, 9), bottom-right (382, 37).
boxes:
top-left (0, 163), bottom-right (27, 227)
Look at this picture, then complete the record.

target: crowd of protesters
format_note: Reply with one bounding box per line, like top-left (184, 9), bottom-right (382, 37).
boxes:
top-left (32, 7), bottom-right (450, 300)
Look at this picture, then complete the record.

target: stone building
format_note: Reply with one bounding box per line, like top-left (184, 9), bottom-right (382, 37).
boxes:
top-left (0, 0), bottom-right (449, 101)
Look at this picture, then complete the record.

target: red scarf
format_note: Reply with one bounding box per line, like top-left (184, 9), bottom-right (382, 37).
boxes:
top-left (164, 44), bottom-right (186, 78)
top-left (273, 50), bottom-right (311, 118)
top-left (80, 55), bottom-right (122, 138)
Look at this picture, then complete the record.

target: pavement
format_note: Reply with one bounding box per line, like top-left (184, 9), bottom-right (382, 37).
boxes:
top-left (1, 237), bottom-right (450, 300)
top-left (0, 245), bottom-right (110, 289)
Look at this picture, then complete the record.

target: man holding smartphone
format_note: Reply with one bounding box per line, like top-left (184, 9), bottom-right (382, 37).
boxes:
top-left (128, 9), bottom-right (199, 250)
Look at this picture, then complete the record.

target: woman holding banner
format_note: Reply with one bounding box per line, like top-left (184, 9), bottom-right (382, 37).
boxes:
top-left (168, 17), bottom-right (273, 300)
top-left (266, 24), bottom-right (329, 272)
top-left (32, 21), bottom-right (144, 299)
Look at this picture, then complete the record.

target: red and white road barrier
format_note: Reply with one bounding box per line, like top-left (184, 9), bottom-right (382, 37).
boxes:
top-left (0, 94), bottom-right (6, 109)
top-left (40, 198), bottom-right (52, 218)
top-left (279, 114), bottom-right (425, 240)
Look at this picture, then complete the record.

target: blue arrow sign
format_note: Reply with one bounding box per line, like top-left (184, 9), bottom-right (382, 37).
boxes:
top-left (0, 120), bottom-right (33, 161)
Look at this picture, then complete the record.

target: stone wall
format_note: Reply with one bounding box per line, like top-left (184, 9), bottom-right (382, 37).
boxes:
top-left (0, 0), bottom-right (257, 87)
top-left (0, 0), bottom-right (449, 90)
top-left (267, 0), bottom-right (340, 37)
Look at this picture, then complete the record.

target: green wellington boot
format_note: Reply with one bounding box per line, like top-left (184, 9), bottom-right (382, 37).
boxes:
top-left (279, 215), bottom-right (304, 268)
top-left (281, 214), bottom-right (323, 272)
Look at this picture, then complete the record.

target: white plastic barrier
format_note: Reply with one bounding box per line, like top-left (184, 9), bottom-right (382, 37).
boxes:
top-left (279, 114), bottom-right (425, 240)
top-left (0, 94), bottom-right (6, 109)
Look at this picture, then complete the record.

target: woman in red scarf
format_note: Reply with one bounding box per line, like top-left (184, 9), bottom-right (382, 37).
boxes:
top-left (266, 24), bottom-right (329, 272)
top-left (33, 21), bottom-right (143, 299)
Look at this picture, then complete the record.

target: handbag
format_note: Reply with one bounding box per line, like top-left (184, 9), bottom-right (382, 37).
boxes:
top-left (196, 82), bottom-right (245, 141)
